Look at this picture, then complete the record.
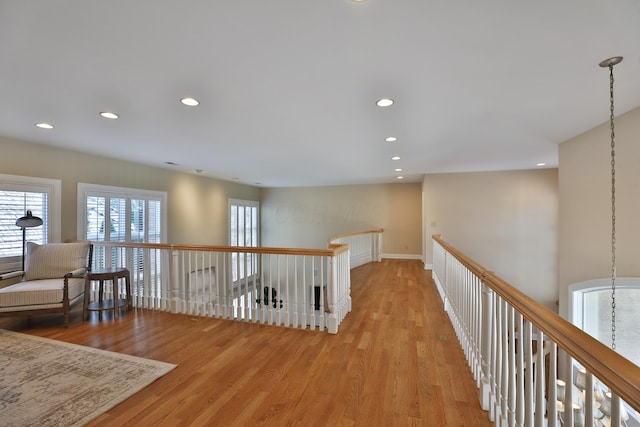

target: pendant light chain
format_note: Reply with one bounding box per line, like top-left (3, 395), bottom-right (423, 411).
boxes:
top-left (608, 63), bottom-right (617, 351)
top-left (600, 56), bottom-right (622, 351)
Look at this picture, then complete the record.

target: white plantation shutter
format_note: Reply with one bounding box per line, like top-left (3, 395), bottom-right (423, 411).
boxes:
top-left (0, 174), bottom-right (61, 273)
top-left (148, 200), bottom-right (161, 244)
top-left (229, 199), bottom-right (259, 281)
top-left (78, 184), bottom-right (167, 269)
top-left (0, 191), bottom-right (47, 256)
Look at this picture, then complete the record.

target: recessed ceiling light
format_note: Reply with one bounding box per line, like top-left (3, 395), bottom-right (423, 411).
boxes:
top-left (537, 162), bottom-right (546, 167)
top-left (376, 98), bottom-right (394, 107)
top-left (395, 168), bottom-right (403, 172)
top-left (391, 156), bottom-right (400, 160)
top-left (385, 136), bottom-right (398, 142)
top-left (397, 176), bottom-right (404, 179)
top-left (195, 169), bottom-right (204, 174)
top-left (99, 112), bottom-right (119, 119)
top-left (35, 123), bottom-right (54, 129)
top-left (180, 97), bottom-right (199, 106)
top-left (165, 161), bottom-right (179, 166)
top-left (232, 177), bottom-right (239, 181)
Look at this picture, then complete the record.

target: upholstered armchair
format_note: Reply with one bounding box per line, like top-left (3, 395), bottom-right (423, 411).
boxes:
top-left (0, 241), bottom-right (93, 327)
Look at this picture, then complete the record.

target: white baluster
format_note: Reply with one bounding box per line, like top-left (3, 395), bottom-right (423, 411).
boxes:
top-left (214, 252), bottom-right (221, 318)
top-left (171, 249), bottom-right (179, 313)
top-left (507, 306), bottom-right (517, 427)
top-left (500, 299), bottom-right (509, 427)
top-left (481, 283), bottom-right (494, 412)
top-left (535, 331), bottom-right (545, 427)
top-left (516, 313), bottom-right (525, 427)
top-left (524, 321), bottom-right (534, 427)
top-left (283, 255), bottom-right (290, 327)
top-left (327, 255), bottom-right (339, 334)
top-left (301, 255), bottom-right (307, 329)
top-left (494, 294), bottom-right (503, 423)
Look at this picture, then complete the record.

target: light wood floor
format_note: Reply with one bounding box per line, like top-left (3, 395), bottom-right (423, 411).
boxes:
top-left (1, 259), bottom-right (491, 426)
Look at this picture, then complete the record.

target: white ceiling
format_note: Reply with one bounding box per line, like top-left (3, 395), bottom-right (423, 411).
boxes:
top-left (1, 1), bottom-right (639, 187)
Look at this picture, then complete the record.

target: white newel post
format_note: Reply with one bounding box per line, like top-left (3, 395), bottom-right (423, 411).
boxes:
top-left (327, 255), bottom-right (339, 334)
top-left (376, 232), bottom-right (382, 262)
top-left (171, 249), bottom-right (180, 313)
top-left (480, 282), bottom-right (494, 412)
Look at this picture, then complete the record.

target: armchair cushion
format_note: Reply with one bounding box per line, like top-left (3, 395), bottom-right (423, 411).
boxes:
top-left (0, 277), bottom-right (85, 308)
top-left (24, 242), bottom-right (90, 281)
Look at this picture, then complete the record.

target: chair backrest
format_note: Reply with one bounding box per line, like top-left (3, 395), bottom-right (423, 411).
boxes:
top-left (24, 242), bottom-right (92, 280)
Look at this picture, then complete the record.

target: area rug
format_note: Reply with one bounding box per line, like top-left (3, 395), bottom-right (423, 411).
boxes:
top-left (0, 329), bottom-right (176, 427)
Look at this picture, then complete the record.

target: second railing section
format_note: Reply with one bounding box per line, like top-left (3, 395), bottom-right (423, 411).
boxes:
top-left (432, 234), bottom-right (640, 426)
top-left (88, 242), bottom-right (353, 334)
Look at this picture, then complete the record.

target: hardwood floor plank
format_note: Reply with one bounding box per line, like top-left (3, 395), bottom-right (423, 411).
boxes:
top-left (1, 259), bottom-right (491, 426)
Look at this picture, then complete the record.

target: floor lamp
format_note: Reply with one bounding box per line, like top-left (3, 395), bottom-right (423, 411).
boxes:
top-left (16, 210), bottom-right (43, 271)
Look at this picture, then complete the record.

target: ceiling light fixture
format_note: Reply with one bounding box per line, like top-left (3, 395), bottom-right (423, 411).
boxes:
top-left (537, 162), bottom-right (546, 167)
top-left (376, 98), bottom-right (394, 107)
top-left (99, 112), bottom-right (119, 119)
top-left (35, 123), bottom-right (54, 129)
top-left (385, 136), bottom-right (398, 142)
top-left (395, 168), bottom-right (403, 172)
top-left (391, 156), bottom-right (400, 160)
top-left (180, 97), bottom-right (199, 107)
top-left (396, 176), bottom-right (404, 180)
top-left (164, 161), bottom-right (179, 166)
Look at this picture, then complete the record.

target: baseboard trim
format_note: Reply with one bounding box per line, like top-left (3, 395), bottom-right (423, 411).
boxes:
top-left (381, 253), bottom-right (423, 260)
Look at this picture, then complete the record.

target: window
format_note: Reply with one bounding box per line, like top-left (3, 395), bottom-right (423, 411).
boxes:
top-left (78, 183), bottom-right (167, 268)
top-left (0, 174), bottom-right (61, 273)
top-left (569, 278), bottom-right (640, 423)
top-left (570, 278), bottom-right (640, 366)
top-left (229, 199), bottom-right (259, 282)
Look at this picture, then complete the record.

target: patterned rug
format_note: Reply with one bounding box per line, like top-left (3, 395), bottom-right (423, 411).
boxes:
top-left (0, 329), bottom-right (176, 427)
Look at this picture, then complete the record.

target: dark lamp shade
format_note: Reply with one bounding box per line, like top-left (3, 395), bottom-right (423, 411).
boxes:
top-left (16, 210), bottom-right (43, 228)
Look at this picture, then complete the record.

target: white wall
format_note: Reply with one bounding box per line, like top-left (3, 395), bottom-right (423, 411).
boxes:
top-left (261, 183), bottom-right (422, 256)
top-left (0, 135), bottom-right (260, 244)
top-left (558, 106), bottom-right (640, 318)
top-left (423, 169), bottom-right (559, 310)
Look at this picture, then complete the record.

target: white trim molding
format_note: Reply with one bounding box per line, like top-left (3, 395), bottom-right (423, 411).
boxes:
top-left (381, 253), bottom-right (423, 260)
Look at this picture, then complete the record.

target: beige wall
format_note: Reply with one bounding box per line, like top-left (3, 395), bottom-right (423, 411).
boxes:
top-left (423, 169), bottom-right (559, 310)
top-left (0, 136), bottom-right (260, 244)
top-left (261, 183), bottom-right (422, 255)
top-left (558, 106), bottom-right (640, 317)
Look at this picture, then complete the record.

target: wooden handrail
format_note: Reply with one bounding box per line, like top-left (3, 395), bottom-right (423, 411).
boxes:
top-left (433, 234), bottom-right (640, 411)
top-left (328, 228), bottom-right (384, 245)
top-left (90, 228), bottom-right (380, 258)
top-left (90, 240), bottom-right (347, 257)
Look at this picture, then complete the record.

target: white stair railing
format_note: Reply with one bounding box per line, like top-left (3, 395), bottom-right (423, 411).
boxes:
top-left (328, 228), bottom-right (383, 268)
top-left (433, 235), bottom-right (640, 427)
top-left (88, 242), bottom-right (352, 334)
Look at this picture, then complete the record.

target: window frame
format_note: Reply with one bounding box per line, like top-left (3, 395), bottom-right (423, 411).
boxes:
top-left (0, 174), bottom-right (61, 273)
top-left (228, 198), bottom-right (260, 282)
top-left (77, 183), bottom-right (167, 244)
top-left (569, 277), bottom-right (640, 365)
